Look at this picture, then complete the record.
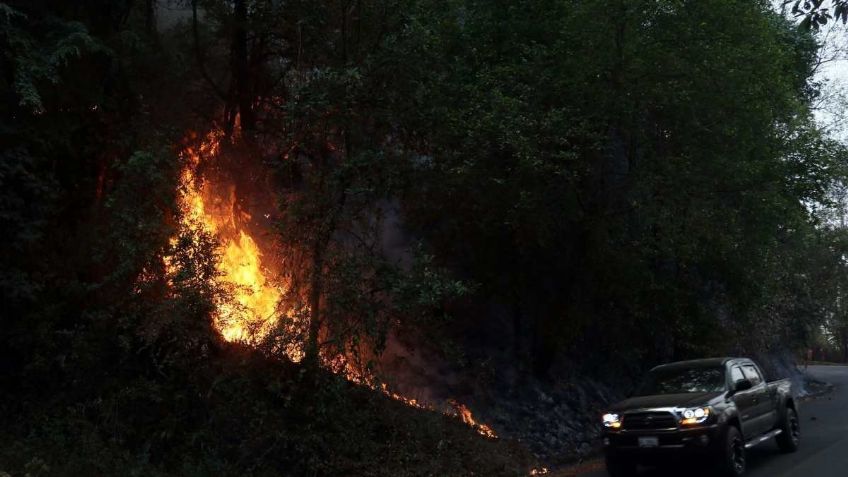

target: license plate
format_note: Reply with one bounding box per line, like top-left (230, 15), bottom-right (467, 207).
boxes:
top-left (638, 436), bottom-right (659, 448)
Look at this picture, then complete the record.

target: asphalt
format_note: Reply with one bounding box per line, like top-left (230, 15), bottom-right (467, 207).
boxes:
top-left (575, 365), bottom-right (848, 477)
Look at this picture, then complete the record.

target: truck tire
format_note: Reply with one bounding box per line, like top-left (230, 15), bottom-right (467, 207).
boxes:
top-left (717, 425), bottom-right (746, 477)
top-left (776, 407), bottom-right (800, 453)
top-left (605, 455), bottom-right (637, 477)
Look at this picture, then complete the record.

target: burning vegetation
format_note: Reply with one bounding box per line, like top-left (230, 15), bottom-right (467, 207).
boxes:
top-left (170, 129), bottom-right (290, 348)
top-left (167, 127), bottom-right (496, 439)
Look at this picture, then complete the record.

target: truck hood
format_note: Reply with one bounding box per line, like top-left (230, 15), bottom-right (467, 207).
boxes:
top-left (609, 392), bottom-right (724, 411)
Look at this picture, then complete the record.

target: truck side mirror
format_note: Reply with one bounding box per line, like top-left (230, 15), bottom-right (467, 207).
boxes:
top-left (732, 378), bottom-right (752, 394)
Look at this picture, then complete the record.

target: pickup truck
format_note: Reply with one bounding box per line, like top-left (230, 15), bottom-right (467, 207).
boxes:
top-left (601, 357), bottom-right (799, 476)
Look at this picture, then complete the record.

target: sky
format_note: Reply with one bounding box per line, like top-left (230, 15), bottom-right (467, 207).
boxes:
top-left (808, 13), bottom-right (848, 141)
top-left (773, 1), bottom-right (848, 141)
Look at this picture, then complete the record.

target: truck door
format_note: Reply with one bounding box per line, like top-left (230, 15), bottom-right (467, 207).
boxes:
top-left (730, 366), bottom-right (758, 437)
top-left (742, 364), bottom-right (775, 436)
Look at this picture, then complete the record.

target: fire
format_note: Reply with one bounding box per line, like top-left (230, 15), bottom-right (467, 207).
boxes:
top-left (449, 399), bottom-right (498, 439)
top-left (378, 386), bottom-right (497, 438)
top-left (168, 128), bottom-right (495, 439)
top-left (216, 229), bottom-right (282, 341)
top-left (330, 356), bottom-right (497, 438)
top-left (171, 129), bottom-right (287, 347)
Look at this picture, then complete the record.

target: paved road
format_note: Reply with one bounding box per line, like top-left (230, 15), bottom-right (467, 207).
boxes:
top-left (577, 365), bottom-right (848, 477)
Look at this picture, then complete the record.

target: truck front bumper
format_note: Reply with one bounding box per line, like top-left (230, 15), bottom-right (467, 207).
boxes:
top-left (603, 424), bottom-right (723, 462)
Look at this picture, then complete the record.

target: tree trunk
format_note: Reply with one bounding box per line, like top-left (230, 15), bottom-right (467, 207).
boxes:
top-left (145, 0), bottom-right (155, 35)
top-left (303, 181), bottom-right (349, 369)
top-left (304, 240), bottom-right (325, 369)
top-left (192, 0), bottom-right (226, 101)
top-left (841, 328), bottom-right (848, 363)
top-left (230, 0), bottom-right (255, 133)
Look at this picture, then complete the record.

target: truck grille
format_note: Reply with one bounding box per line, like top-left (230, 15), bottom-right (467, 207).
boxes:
top-left (622, 411), bottom-right (677, 430)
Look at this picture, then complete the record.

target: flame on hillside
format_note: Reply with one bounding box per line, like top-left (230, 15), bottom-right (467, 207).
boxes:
top-left (336, 354), bottom-right (498, 439)
top-left (167, 127), bottom-right (495, 439)
top-left (169, 129), bottom-right (294, 352)
top-left (450, 400), bottom-right (498, 439)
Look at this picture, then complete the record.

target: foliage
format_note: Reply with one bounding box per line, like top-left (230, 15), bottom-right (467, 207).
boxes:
top-left (386, 0), bottom-right (848, 373)
top-left (3, 0), bottom-right (848, 475)
top-left (784, 0), bottom-right (848, 29)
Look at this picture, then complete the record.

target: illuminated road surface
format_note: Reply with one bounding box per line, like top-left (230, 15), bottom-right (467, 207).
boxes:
top-left (576, 365), bottom-right (848, 477)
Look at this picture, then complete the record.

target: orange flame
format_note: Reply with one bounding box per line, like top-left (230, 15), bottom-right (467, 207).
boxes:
top-left (341, 358), bottom-right (497, 438)
top-left (449, 399), bottom-right (498, 439)
top-left (171, 129), bottom-right (288, 349)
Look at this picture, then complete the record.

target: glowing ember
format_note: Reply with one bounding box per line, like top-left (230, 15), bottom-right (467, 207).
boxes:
top-left (449, 399), bottom-right (498, 439)
top-left (331, 357), bottom-right (497, 437)
top-left (529, 468), bottom-right (549, 475)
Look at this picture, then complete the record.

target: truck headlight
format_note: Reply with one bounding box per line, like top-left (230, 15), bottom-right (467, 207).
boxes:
top-left (680, 407), bottom-right (711, 425)
top-left (603, 413), bottom-right (622, 429)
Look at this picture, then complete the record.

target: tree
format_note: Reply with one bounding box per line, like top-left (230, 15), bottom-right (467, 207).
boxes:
top-left (385, 0), bottom-right (845, 377)
top-left (784, 0), bottom-right (848, 29)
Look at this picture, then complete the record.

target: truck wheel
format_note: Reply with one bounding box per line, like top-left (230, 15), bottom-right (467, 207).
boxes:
top-left (717, 425), bottom-right (746, 477)
top-left (776, 407), bottom-right (800, 453)
top-left (605, 455), bottom-right (637, 477)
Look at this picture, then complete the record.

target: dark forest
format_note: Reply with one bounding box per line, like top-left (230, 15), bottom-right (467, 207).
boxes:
top-left (3, 1), bottom-right (848, 476)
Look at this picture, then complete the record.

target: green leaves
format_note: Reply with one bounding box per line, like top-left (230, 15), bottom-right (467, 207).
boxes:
top-left (1, 7), bottom-right (110, 111)
top-left (786, 0), bottom-right (848, 30)
top-left (388, 0), bottom-right (846, 370)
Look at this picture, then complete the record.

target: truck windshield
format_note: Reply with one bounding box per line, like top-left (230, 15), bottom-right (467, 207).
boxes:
top-left (637, 366), bottom-right (726, 395)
